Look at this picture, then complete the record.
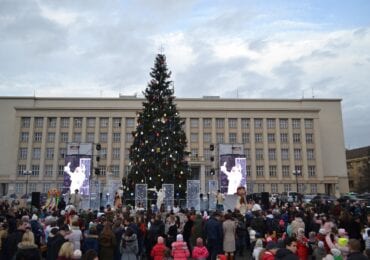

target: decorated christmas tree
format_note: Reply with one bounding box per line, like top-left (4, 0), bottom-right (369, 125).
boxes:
top-left (126, 54), bottom-right (190, 201)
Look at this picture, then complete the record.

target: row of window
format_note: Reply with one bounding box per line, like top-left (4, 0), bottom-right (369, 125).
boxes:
top-left (22, 117), bottom-right (313, 131)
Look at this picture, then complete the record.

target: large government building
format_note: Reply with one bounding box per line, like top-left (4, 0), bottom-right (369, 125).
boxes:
top-left (0, 96), bottom-right (349, 198)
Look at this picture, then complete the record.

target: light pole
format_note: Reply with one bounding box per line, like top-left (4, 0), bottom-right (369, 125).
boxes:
top-left (292, 169), bottom-right (301, 193)
top-left (23, 170), bottom-right (32, 198)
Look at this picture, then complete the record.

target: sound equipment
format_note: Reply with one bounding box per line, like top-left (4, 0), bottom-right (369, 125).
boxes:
top-left (31, 192), bottom-right (41, 209)
top-left (261, 192), bottom-right (270, 209)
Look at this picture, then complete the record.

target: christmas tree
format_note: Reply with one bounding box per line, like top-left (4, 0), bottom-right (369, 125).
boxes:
top-left (127, 54), bottom-right (190, 202)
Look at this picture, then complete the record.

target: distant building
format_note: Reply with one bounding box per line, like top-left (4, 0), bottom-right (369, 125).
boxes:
top-left (346, 146), bottom-right (370, 193)
top-left (0, 96), bottom-right (349, 198)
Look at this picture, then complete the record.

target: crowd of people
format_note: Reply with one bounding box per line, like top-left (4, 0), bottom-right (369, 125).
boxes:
top-left (0, 189), bottom-right (369, 260)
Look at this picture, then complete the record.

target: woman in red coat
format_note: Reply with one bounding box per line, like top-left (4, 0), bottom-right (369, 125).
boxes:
top-left (296, 228), bottom-right (309, 260)
top-left (151, 236), bottom-right (168, 260)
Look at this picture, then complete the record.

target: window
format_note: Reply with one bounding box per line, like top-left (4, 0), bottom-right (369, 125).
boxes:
top-left (216, 133), bottom-right (224, 143)
top-left (31, 165), bottom-right (40, 176)
top-left (308, 166), bottom-right (316, 177)
top-left (44, 165), bottom-right (53, 177)
top-left (100, 132), bottom-right (108, 142)
top-left (29, 183), bottom-right (37, 192)
top-left (60, 132), bottom-right (68, 142)
top-left (21, 117), bottom-right (31, 128)
top-left (246, 183), bottom-right (253, 193)
top-left (112, 148), bottom-right (120, 159)
top-left (58, 165), bottom-right (65, 176)
top-left (246, 166), bottom-right (251, 177)
top-left (15, 183), bottom-right (24, 194)
top-left (255, 133), bottom-right (262, 143)
top-left (268, 149), bottom-right (276, 160)
top-left (267, 133), bottom-right (275, 143)
top-left (280, 133), bottom-right (288, 143)
top-left (294, 149), bottom-right (301, 160)
top-left (245, 149), bottom-right (250, 160)
top-left (267, 118), bottom-right (276, 129)
top-left (216, 118), bottom-right (224, 129)
top-left (47, 132), bottom-right (55, 143)
top-left (271, 183), bottom-right (278, 193)
top-left (100, 148), bottom-right (107, 159)
top-left (74, 117), bottom-right (82, 128)
top-left (32, 148), bottom-right (41, 159)
top-left (203, 118), bottom-right (212, 128)
top-left (242, 133), bottom-right (249, 143)
top-left (57, 183), bottom-right (64, 191)
top-left (279, 119), bottom-right (288, 129)
top-left (87, 118), bottom-right (95, 128)
top-left (284, 184), bottom-right (291, 192)
top-left (228, 118), bottom-right (237, 128)
top-left (125, 149), bottom-right (130, 160)
top-left (126, 118), bottom-right (135, 127)
top-left (111, 165), bottom-right (120, 177)
top-left (34, 117), bottom-right (43, 128)
top-left (297, 183), bottom-right (305, 193)
top-left (73, 132), bottom-right (81, 142)
top-left (293, 133), bottom-right (301, 143)
top-left (59, 148), bottom-right (66, 159)
top-left (113, 118), bottom-right (121, 128)
top-left (203, 133), bottom-right (211, 143)
top-left (281, 149), bottom-right (289, 160)
top-left (282, 165), bottom-right (290, 177)
top-left (113, 133), bottom-right (120, 142)
top-left (258, 184), bottom-right (265, 192)
top-left (34, 132), bottom-right (42, 142)
top-left (99, 166), bottom-right (106, 176)
top-left (256, 149), bottom-right (264, 160)
top-left (254, 118), bottom-right (263, 129)
top-left (310, 184), bottom-right (317, 193)
top-left (229, 133), bottom-right (237, 144)
top-left (307, 149), bottom-right (315, 160)
top-left (60, 117), bottom-right (69, 128)
top-left (19, 148), bottom-right (27, 159)
top-left (294, 165), bottom-right (302, 174)
top-left (191, 133), bottom-right (198, 143)
top-left (48, 118), bottom-right (56, 128)
top-left (20, 132), bottom-right (29, 142)
top-left (87, 133), bottom-right (95, 143)
top-left (126, 132), bottom-right (133, 142)
top-left (256, 165), bottom-right (264, 177)
top-left (292, 119), bottom-right (301, 129)
top-left (99, 117), bottom-right (109, 128)
top-left (203, 148), bottom-right (210, 160)
top-left (304, 119), bottom-right (313, 129)
top-left (190, 118), bottom-right (199, 128)
top-left (191, 149), bottom-right (198, 159)
top-left (241, 118), bottom-right (250, 129)
top-left (46, 148), bottom-right (54, 160)
top-left (269, 165), bottom-right (277, 177)
top-left (17, 165), bottom-right (26, 176)
top-left (43, 183), bottom-right (51, 193)
top-left (306, 133), bottom-right (313, 144)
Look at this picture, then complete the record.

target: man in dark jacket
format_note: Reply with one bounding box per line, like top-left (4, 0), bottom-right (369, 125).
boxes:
top-left (46, 226), bottom-right (68, 260)
top-left (347, 239), bottom-right (368, 260)
top-left (3, 218), bottom-right (28, 259)
top-left (204, 212), bottom-right (223, 260)
top-left (275, 237), bottom-right (299, 260)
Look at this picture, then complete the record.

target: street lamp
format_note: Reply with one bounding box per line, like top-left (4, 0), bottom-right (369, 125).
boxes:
top-left (292, 169), bottom-right (301, 193)
top-left (23, 170), bottom-right (32, 198)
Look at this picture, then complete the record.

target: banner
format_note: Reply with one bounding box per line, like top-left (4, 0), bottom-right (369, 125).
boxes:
top-left (63, 155), bottom-right (91, 195)
top-left (220, 155), bottom-right (246, 195)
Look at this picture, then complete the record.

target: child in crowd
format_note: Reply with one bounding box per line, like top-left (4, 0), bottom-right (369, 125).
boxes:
top-left (192, 237), bottom-right (209, 259)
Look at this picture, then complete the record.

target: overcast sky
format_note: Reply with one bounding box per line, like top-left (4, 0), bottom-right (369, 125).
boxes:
top-left (1, 0), bottom-right (369, 149)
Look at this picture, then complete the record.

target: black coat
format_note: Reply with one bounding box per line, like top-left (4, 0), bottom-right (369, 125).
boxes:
top-left (3, 229), bottom-right (25, 259)
top-left (46, 234), bottom-right (66, 260)
top-left (275, 248), bottom-right (299, 260)
top-left (347, 251), bottom-right (368, 260)
top-left (14, 244), bottom-right (41, 260)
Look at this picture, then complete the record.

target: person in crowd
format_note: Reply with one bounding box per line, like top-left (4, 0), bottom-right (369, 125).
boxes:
top-left (190, 213), bottom-right (203, 249)
top-left (275, 237), bottom-right (299, 260)
top-left (313, 241), bottom-right (327, 260)
top-left (120, 227), bottom-right (138, 260)
top-left (252, 239), bottom-right (264, 260)
top-left (215, 190), bottom-right (225, 212)
top-left (57, 241), bottom-right (75, 260)
top-left (260, 241), bottom-right (279, 260)
top-left (151, 236), bottom-right (167, 260)
top-left (98, 223), bottom-right (117, 260)
top-left (204, 212), bottom-right (223, 260)
top-left (192, 237), bottom-right (209, 259)
top-left (3, 218), bottom-right (29, 258)
top-left (167, 214), bottom-right (178, 248)
top-left (65, 220), bottom-right (83, 251)
top-left (296, 227), bottom-right (309, 260)
top-left (13, 229), bottom-right (41, 260)
top-left (81, 249), bottom-right (99, 260)
top-left (81, 226), bottom-right (99, 255)
top-left (47, 225), bottom-right (68, 260)
top-left (347, 239), bottom-right (368, 260)
top-left (0, 222), bottom-right (8, 255)
top-left (146, 214), bottom-right (165, 258)
top-left (171, 234), bottom-right (190, 260)
top-left (223, 213), bottom-right (236, 260)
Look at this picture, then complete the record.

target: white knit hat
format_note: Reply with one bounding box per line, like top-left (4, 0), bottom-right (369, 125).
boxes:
top-left (176, 234), bottom-right (183, 241)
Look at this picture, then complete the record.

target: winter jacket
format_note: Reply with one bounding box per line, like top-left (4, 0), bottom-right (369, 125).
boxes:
top-left (65, 227), bottom-right (82, 250)
top-left (275, 248), bottom-right (299, 260)
top-left (14, 243), bottom-right (41, 260)
top-left (120, 233), bottom-right (138, 260)
top-left (192, 245), bottom-right (209, 259)
top-left (99, 232), bottom-right (117, 260)
top-left (261, 250), bottom-right (275, 260)
top-left (347, 251), bottom-right (368, 260)
top-left (171, 241), bottom-right (190, 260)
top-left (151, 242), bottom-right (167, 260)
top-left (46, 233), bottom-right (67, 260)
top-left (296, 237), bottom-right (308, 260)
top-left (82, 234), bottom-right (99, 254)
top-left (3, 228), bottom-right (24, 258)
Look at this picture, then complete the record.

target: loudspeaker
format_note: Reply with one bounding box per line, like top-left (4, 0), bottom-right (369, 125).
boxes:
top-left (261, 192), bottom-right (270, 209)
top-left (31, 192), bottom-right (41, 209)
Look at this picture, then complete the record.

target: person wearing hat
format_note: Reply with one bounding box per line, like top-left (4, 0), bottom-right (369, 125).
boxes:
top-left (275, 237), bottom-right (299, 260)
top-left (151, 236), bottom-right (168, 260)
top-left (171, 234), bottom-right (190, 260)
top-left (46, 225), bottom-right (68, 260)
top-left (261, 241), bottom-right (279, 260)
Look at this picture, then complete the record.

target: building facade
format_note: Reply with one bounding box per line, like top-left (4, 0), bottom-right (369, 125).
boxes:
top-left (0, 96), bottom-right (349, 197)
top-left (346, 146), bottom-right (370, 193)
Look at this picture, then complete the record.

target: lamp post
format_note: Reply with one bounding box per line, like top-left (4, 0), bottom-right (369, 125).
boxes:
top-left (23, 170), bottom-right (32, 198)
top-left (292, 170), bottom-right (301, 193)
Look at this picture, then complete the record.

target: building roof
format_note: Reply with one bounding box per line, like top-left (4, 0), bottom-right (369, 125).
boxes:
top-left (346, 146), bottom-right (370, 159)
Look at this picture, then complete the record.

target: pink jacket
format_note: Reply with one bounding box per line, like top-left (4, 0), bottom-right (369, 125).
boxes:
top-left (171, 241), bottom-right (190, 260)
top-left (192, 245), bottom-right (209, 259)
